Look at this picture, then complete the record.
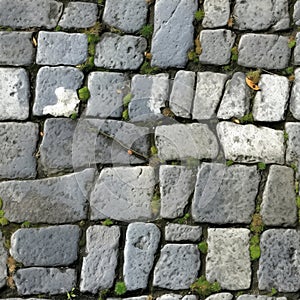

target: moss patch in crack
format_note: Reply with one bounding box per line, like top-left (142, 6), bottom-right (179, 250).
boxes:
top-left (190, 276), bottom-right (221, 297)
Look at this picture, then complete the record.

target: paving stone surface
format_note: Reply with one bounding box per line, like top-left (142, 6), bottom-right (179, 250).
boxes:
top-left (124, 223), bottom-right (161, 290)
top-left (294, 32), bottom-right (300, 65)
top-left (0, 232), bottom-right (7, 289)
top-left (294, 0), bottom-right (300, 25)
top-left (202, 0), bottom-right (230, 28)
top-left (285, 122), bottom-right (300, 169)
top-left (206, 293), bottom-right (233, 300)
top-left (290, 68), bottom-right (300, 120)
top-left (237, 296), bottom-right (287, 300)
top-left (165, 224), bottom-right (202, 242)
top-left (258, 229), bottom-right (300, 292)
top-left (206, 228), bottom-right (251, 290)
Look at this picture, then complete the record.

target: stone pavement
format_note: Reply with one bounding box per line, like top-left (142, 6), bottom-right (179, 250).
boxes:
top-left (0, 0), bottom-right (299, 300)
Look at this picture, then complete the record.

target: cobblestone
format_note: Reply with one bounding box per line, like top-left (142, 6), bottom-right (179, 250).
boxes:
top-left (206, 294), bottom-right (233, 300)
top-left (0, 232), bottom-right (7, 289)
top-left (165, 224), bottom-right (202, 242)
top-left (290, 68), bottom-right (300, 119)
top-left (293, 33), bottom-right (300, 65)
top-left (237, 296), bottom-right (287, 300)
top-left (294, 0), bottom-right (300, 25)
top-left (285, 122), bottom-right (300, 169)
top-left (202, 0), bottom-right (230, 28)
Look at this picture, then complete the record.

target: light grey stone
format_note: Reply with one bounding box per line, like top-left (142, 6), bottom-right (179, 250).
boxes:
top-left (155, 124), bottom-right (219, 161)
top-left (80, 226), bottom-right (120, 293)
top-left (0, 68), bottom-right (29, 120)
top-left (128, 73), bottom-right (169, 122)
top-left (203, 0), bottom-right (230, 28)
top-left (199, 30), bottom-right (236, 65)
top-left (206, 228), bottom-right (251, 290)
top-left (165, 224), bottom-right (202, 242)
top-left (59, 2), bottom-right (98, 29)
top-left (124, 223), bottom-right (161, 290)
top-left (193, 72), bottom-right (228, 120)
top-left (261, 165), bottom-right (297, 226)
top-left (286, 123), bottom-right (300, 172)
top-left (0, 298), bottom-right (49, 300)
top-left (86, 72), bottom-right (128, 118)
top-left (153, 244), bottom-right (200, 289)
top-left (169, 71), bottom-right (195, 118)
top-left (253, 74), bottom-right (289, 122)
top-left (290, 68), bottom-right (300, 119)
top-left (0, 32), bottom-right (34, 66)
top-left (206, 293), bottom-right (233, 300)
top-left (294, 1), bottom-right (300, 25)
top-left (0, 169), bottom-right (95, 224)
top-left (95, 33), bottom-right (147, 70)
top-left (192, 163), bottom-right (260, 224)
top-left (238, 34), bottom-right (290, 69)
top-left (0, 0), bottom-right (62, 29)
top-left (159, 165), bottom-right (197, 219)
top-left (157, 295), bottom-right (182, 300)
top-left (14, 267), bottom-right (76, 295)
top-left (233, 0), bottom-right (290, 31)
top-left (90, 166), bottom-right (155, 222)
top-left (10, 225), bottom-right (80, 266)
top-left (37, 31), bottom-right (88, 66)
top-left (107, 297), bottom-right (149, 300)
top-left (151, 0), bottom-right (197, 68)
top-left (217, 72), bottom-right (250, 119)
top-left (33, 66), bottom-right (84, 117)
top-left (237, 296), bottom-right (287, 300)
top-left (0, 122), bottom-right (38, 179)
top-left (293, 33), bottom-right (300, 65)
top-left (103, 0), bottom-right (148, 33)
top-left (258, 229), bottom-right (300, 292)
top-left (183, 296), bottom-right (197, 300)
top-left (217, 122), bottom-right (285, 164)
top-left (0, 232), bottom-right (7, 289)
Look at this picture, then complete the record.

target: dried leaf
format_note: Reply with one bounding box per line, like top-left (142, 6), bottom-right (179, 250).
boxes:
top-left (145, 52), bottom-right (152, 60)
top-left (246, 77), bottom-right (260, 90)
top-left (7, 256), bottom-right (17, 274)
top-left (227, 17), bottom-right (234, 28)
top-left (232, 117), bottom-right (240, 124)
top-left (32, 36), bottom-right (37, 47)
top-left (127, 149), bottom-right (133, 155)
top-left (7, 276), bottom-right (15, 289)
top-left (195, 35), bottom-right (202, 55)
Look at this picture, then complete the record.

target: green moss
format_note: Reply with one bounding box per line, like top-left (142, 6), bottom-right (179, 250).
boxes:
top-left (246, 70), bottom-right (261, 84)
top-left (101, 218), bottom-right (113, 226)
top-left (176, 213), bottom-right (191, 224)
top-left (288, 38), bottom-right (296, 49)
top-left (123, 93), bottom-right (132, 107)
top-left (98, 289), bottom-right (109, 300)
top-left (194, 10), bottom-right (205, 22)
top-left (296, 196), bottom-right (300, 208)
top-left (150, 145), bottom-right (158, 156)
top-left (191, 276), bottom-right (221, 297)
top-left (250, 213), bottom-right (264, 234)
top-left (270, 287), bottom-right (277, 296)
top-left (21, 221), bottom-right (31, 228)
top-left (284, 131), bottom-right (289, 142)
top-left (226, 160), bottom-right (234, 167)
top-left (188, 50), bottom-right (199, 63)
top-left (198, 241), bottom-right (208, 254)
top-left (77, 56), bottom-right (95, 72)
top-left (283, 66), bottom-right (294, 75)
top-left (239, 113), bottom-right (254, 124)
top-left (70, 113), bottom-right (78, 120)
top-left (223, 65), bottom-right (233, 72)
top-left (250, 235), bottom-right (260, 260)
top-left (67, 287), bottom-right (76, 299)
top-left (0, 217), bottom-right (9, 226)
top-left (291, 163), bottom-right (297, 172)
top-left (139, 25), bottom-right (153, 39)
top-left (140, 61), bottom-right (160, 75)
top-left (258, 162), bottom-right (266, 170)
top-left (114, 281), bottom-right (126, 296)
top-left (231, 46), bottom-right (238, 62)
top-left (122, 109), bottom-right (129, 121)
top-left (0, 198), bottom-right (2, 210)
top-left (54, 25), bottom-right (61, 32)
top-left (78, 87), bottom-right (90, 101)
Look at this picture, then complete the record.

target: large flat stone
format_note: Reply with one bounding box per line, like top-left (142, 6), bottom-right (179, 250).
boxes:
top-left (206, 294), bottom-right (233, 300)
top-left (165, 224), bottom-right (202, 242)
top-left (203, 0), bottom-right (230, 28)
top-left (0, 232), bottom-right (7, 289)
top-left (192, 163), bottom-right (260, 224)
top-left (153, 244), bottom-right (200, 289)
top-left (124, 223), bottom-right (160, 290)
top-left (217, 122), bottom-right (285, 164)
top-left (237, 296), bottom-right (287, 300)
top-left (10, 226), bottom-right (80, 266)
top-left (0, 169), bottom-right (95, 224)
top-left (258, 229), bottom-right (300, 292)
top-left (238, 34), bottom-right (290, 69)
top-left (80, 226), bottom-right (120, 293)
top-left (290, 68), bottom-right (300, 120)
top-left (0, 122), bottom-right (38, 179)
top-left (206, 228), bottom-right (251, 290)
top-left (285, 123), bottom-right (300, 171)
top-left (294, 0), bottom-right (300, 25)
top-left (151, 0), bottom-right (197, 68)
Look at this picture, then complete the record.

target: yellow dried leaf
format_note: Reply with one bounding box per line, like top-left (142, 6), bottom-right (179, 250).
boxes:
top-left (7, 276), bottom-right (15, 289)
top-left (32, 36), bottom-right (37, 47)
top-left (195, 35), bottom-right (202, 55)
top-left (246, 77), bottom-right (260, 91)
top-left (7, 256), bottom-right (17, 274)
top-left (145, 52), bottom-right (152, 60)
top-left (227, 17), bottom-right (234, 28)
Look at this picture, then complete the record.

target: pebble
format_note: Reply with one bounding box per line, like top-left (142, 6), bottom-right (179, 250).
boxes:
top-left (165, 224), bottom-right (202, 242)
top-left (202, 0), bottom-right (230, 28)
top-left (290, 68), bottom-right (300, 120)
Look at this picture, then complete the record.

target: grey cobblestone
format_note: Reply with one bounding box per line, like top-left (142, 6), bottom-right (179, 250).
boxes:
top-left (0, 232), bottom-right (7, 289)
top-left (294, 33), bottom-right (300, 65)
top-left (206, 293), bottom-right (233, 300)
top-left (202, 0), bottom-right (230, 28)
top-left (294, 0), bottom-right (300, 25)
top-left (285, 122), bottom-right (300, 169)
top-left (237, 296), bottom-right (287, 300)
top-left (165, 224), bottom-right (202, 242)
top-left (290, 68), bottom-right (300, 119)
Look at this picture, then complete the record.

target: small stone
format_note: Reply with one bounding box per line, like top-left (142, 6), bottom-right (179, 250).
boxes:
top-left (258, 229), bottom-right (300, 292)
top-left (59, 2), bottom-right (98, 29)
top-left (160, 165), bottom-right (197, 219)
top-left (253, 74), bottom-right (289, 122)
top-left (203, 0), bottom-right (230, 28)
top-left (217, 122), bottom-right (285, 164)
top-left (0, 169), bottom-right (95, 224)
top-left (80, 226), bottom-right (120, 293)
top-left (206, 293), bottom-right (233, 300)
top-left (156, 123), bottom-right (219, 161)
top-left (37, 31), bottom-right (88, 66)
top-left (14, 268), bottom-right (76, 295)
top-left (285, 123), bottom-right (300, 170)
top-left (294, 1), bottom-right (300, 25)
top-left (123, 223), bottom-right (161, 290)
top-left (193, 72), bottom-right (228, 120)
top-left (199, 30), bottom-right (236, 65)
top-left (0, 232), bottom-right (7, 289)
top-left (165, 224), bottom-right (202, 242)
top-left (290, 68), bottom-right (300, 120)
top-left (90, 167), bottom-right (155, 222)
top-left (108, 297), bottom-right (149, 300)
top-left (94, 33), bottom-right (147, 70)
top-left (0, 0), bottom-right (62, 29)
top-left (238, 34), bottom-right (290, 69)
top-left (33, 66), bottom-right (84, 117)
top-left (151, 0), bottom-right (197, 68)
top-left (0, 122), bottom-right (38, 179)
top-left (237, 296), bottom-right (287, 300)
top-left (103, 0), bottom-right (147, 33)
top-left (206, 228), bottom-right (251, 290)
top-left (157, 295), bottom-right (182, 300)
top-left (233, 0), bottom-right (289, 31)
top-left (0, 68), bottom-right (30, 120)
top-left (217, 72), bottom-right (250, 119)
top-left (293, 33), bottom-right (300, 66)
top-left (0, 32), bottom-right (34, 66)
top-left (192, 163), bottom-right (260, 224)
top-left (10, 226), bottom-right (80, 266)
top-left (169, 71), bottom-right (195, 118)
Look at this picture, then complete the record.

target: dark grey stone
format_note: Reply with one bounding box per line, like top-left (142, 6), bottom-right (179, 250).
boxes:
top-left (124, 223), bottom-right (161, 290)
top-left (203, 0), bottom-right (230, 28)
top-left (151, 0), bottom-right (197, 68)
top-left (238, 34), bottom-right (290, 69)
top-left (294, 1), bottom-right (300, 25)
top-left (199, 30), bottom-right (236, 65)
top-left (206, 293), bottom-right (234, 300)
top-left (286, 123), bottom-right (300, 172)
top-left (0, 0), bottom-right (62, 29)
top-left (0, 169), bottom-right (95, 224)
top-left (36, 32), bottom-right (88, 66)
top-left (258, 229), bottom-right (300, 292)
top-left (33, 66), bottom-right (84, 117)
top-left (0, 232), bottom-right (7, 289)
top-left (94, 33), bottom-right (147, 70)
top-left (0, 122), bottom-right (38, 179)
top-left (293, 33), bottom-right (300, 65)
top-left (153, 244), bottom-right (200, 289)
top-left (165, 224), bottom-right (202, 242)
top-left (10, 225), bottom-right (80, 266)
top-left (192, 163), bottom-right (260, 224)
top-left (0, 32), bottom-right (34, 66)
top-left (14, 268), bottom-right (76, 295)
top-left (290, 68), bottom-right (300, 120)
top-left (80, 226), bottom-right (120, 293)
top-left (206, 228), bottom-right (251, 290)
